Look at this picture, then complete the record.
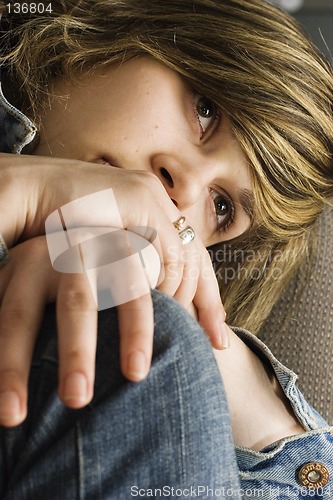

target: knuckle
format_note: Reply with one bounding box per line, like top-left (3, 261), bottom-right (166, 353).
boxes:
top-left (63, 349), bottom-right (83, 363)
top-left (139, 170), bottom-right (158, 183)
top-left (12, 238), bottom-right (50, 270)
top-left (0, 308), bottom-right (29, 328)
top-left (24, 236), bottom-right (48, 258)
top-left (0, 368), bottom-right (21, 379)
top-left (136, 171), bottom-right (164, 193)
top-left (61, 287), bottom-right (94, 311)
top-left (0, 368), bottom-right (25, 391)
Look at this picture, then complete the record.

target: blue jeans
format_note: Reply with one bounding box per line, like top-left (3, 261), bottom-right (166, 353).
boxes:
top-left (0, 291), bottom-right (241, 499)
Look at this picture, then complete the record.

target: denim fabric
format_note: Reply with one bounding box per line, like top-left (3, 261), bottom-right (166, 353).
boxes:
top-left (234, 329), bottom-right (333, 499)
top-left (0, 291), bottom-right (241, 499)
top-left (0, 231), bottom-right (9, 267)
top-left (0, 81), bottom-right (36, 153)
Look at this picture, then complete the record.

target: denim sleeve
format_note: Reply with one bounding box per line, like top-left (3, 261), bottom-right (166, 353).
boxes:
top-left (233, 327), bottom-right (333, 499)
top-left (0, 80), bottom-right (37, 153)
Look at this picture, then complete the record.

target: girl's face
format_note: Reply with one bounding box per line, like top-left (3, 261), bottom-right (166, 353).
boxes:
top-left (34, 57), bottom-right (253, 246)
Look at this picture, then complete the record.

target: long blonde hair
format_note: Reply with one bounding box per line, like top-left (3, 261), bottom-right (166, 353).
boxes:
top-left (1, 0), bottom-right (333, 332)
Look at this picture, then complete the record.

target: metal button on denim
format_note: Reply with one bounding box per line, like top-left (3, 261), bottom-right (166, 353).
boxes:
top-left (298, 462), bottom-right (330, 488)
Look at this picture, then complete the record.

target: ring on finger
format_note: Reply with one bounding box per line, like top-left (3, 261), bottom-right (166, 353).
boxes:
top-left (173, 216), bottom-right (195, 245)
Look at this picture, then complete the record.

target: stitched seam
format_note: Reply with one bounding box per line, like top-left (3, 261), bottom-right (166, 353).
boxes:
top-left (173, 359), bottom-right (186, 486)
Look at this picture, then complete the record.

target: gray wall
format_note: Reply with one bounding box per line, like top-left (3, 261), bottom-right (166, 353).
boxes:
top-left (293, 1), bottom-right (333, 63)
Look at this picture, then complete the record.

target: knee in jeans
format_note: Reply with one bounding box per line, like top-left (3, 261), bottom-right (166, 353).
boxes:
top-left (151, 290), bottom-right (211, 360)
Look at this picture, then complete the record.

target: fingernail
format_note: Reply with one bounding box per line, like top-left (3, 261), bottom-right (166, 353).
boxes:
top-left (0, 390), bottom-right (21, 421)
top-left (128, 351), bottom-right (148, 381)
top-left (220, 322), bottom-right (230, 349)
top-left (63, 373), bottom-right (88, 404)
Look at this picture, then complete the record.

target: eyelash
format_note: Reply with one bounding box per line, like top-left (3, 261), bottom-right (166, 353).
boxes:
top-left (209, 188), bottom-right (236, 233)
top-left (192, 92), bottom-right (221, 141)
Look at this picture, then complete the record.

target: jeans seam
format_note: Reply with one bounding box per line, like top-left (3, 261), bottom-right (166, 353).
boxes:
top-left (173, 359), bottom-right (186, 486)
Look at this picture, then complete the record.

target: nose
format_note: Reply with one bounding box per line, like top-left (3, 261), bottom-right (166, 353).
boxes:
top-left (151, 153), bottom-right (208, 211)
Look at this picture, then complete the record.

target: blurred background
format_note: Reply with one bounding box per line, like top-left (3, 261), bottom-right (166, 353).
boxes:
top-left (268, 0), bottom-right (333, 62)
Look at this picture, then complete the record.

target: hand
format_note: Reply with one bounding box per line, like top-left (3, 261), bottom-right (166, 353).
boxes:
top-left (0, 153), bottom-right (226, 344)
top-left (0, 232), bottom-right (225, 427)
top-left (0, 235), bottom-right (155, 426)
top-left (0, 155), bottom-right (226, 426)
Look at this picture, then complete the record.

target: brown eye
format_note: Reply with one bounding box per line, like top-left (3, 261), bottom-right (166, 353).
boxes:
top-left (210, 189), bottom-right (235, 232)
top-left (194, 94), bottom-right (220, 140)
top-left (214, 195), bottom-right (230, 217)
top-left (197, 97), bottom-right (214, 119)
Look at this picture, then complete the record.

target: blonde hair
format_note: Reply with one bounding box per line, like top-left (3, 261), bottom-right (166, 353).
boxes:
top-left (1, 0), bottom-right (333, 332)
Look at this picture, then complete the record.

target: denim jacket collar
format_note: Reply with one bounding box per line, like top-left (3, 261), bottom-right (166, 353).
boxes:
top-left (0, 80), bottom-right (37, 154)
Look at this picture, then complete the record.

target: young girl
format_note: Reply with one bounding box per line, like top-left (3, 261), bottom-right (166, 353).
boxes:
top-left (0, 0), bottom-right (332, 497)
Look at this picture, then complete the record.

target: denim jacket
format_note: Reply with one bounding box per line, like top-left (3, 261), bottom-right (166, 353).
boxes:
top-left (0, 80), bottom-right (36, 153)
top-left (1, 82), bottom-right (332, 500)
top-left (234, 329), bottom-right (333, 499)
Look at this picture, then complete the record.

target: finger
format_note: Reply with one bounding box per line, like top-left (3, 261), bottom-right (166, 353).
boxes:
top-left (56, 272), bottom-right (98, 408)
top-left (117, 292), bottom-right (154, 382)
top-left (172, 243), bottom-right (200, 308)
top-left (106, 231), bottom-right (155, 381)
top-left (0, 261), bottom-right (50, 426)
top-left (154, 228), bottom-right (185, 297)
top-left (124, 205), bottom-right (185, 300)
top-left (192, 244), bottom-right (227, 350)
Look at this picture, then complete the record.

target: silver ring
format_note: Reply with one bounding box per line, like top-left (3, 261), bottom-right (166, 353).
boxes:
top-left (0, 232), bottom-right (9, 268)
top-left (173, 216), bottom-right (195, 245)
